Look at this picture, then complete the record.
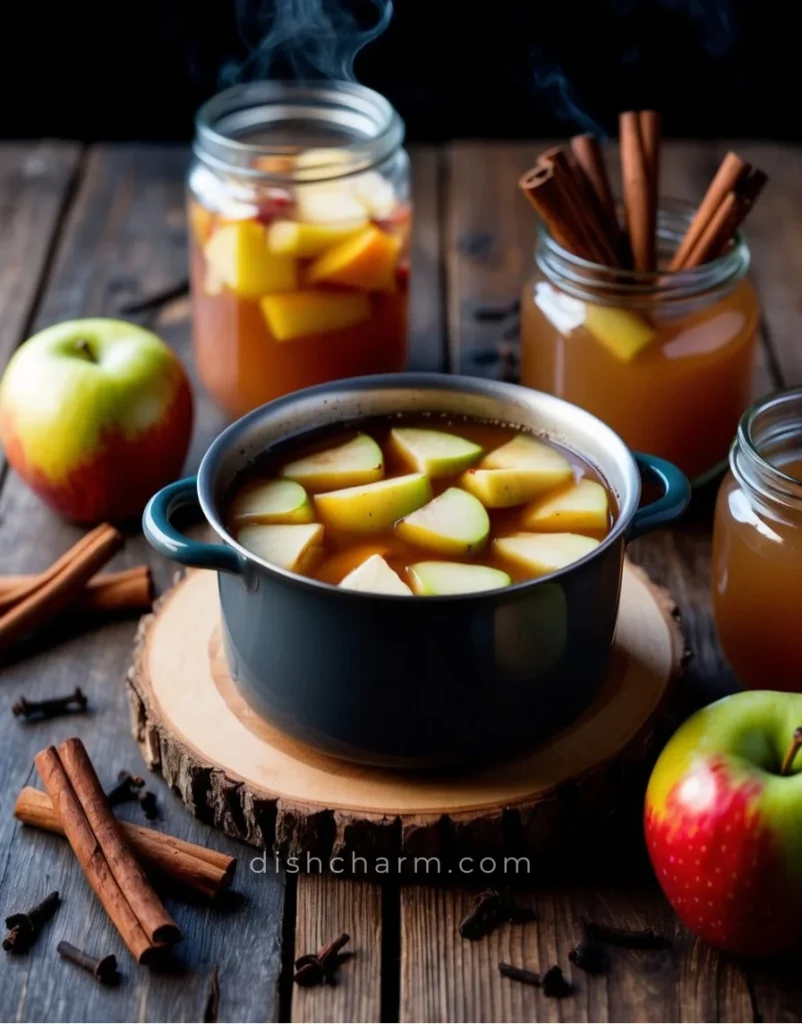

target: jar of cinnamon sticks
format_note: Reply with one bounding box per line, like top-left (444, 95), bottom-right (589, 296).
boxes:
top-left (519, 115), bottom-right (766, 482)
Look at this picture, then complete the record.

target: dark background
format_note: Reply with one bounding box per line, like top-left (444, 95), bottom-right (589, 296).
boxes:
top-left (0, 0), bottom-right (793, 142)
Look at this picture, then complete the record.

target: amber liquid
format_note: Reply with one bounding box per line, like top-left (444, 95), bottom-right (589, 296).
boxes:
top-left (520, 279), bottom-right (759, 481)
top-left (227, 415), bottom-right (616, 587)
top-left (712, 453), bottom-right (802, 691)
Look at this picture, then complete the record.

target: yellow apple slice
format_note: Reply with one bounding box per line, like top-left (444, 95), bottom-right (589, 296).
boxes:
top-left (305, 225), bottom-right (401, 292)
top-left (229, 479), bottom-right (314, 526)
top-left (459, 468), bottom-right (567, 509)
top-left (295, 184), bottom-right (369, 224)
top-left (390, 428), bottom-right (482, 478)
top-left (396, 487), bottom-right (489, 557)
top-left (409, 562), bottom-right (512, 596)
top-left (314, 474), bottom-right (432, 533)
top-left (482, 434), bottom-right (572, 474)
top-left (522, 479), bottom-right (610, 533)
top-left (280, 433), bottom-right (383, 493)
top-left (236, 523), bottom-right (323, 572)
top-left (267, 219), bottom-right (366, 257)
top-left (261, 290), bottom-right (370, 342)
top-left (584, 305), bottom-right (656, 362)
top-left (204, 221), bottom-right (297, 298)
top-left (339, 554), bottom-right (412, 596)
top-left (493, 532), bottom-right (600, 576)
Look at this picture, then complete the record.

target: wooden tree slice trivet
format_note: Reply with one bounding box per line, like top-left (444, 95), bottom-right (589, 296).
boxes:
top-left (126, 562), bottom-right (686, 868)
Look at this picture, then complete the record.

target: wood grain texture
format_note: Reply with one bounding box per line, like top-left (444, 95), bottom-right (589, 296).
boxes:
top-left (408, 145), bottom-right (446, 372)
top-left (0, 145), bottom-right (282, 1023)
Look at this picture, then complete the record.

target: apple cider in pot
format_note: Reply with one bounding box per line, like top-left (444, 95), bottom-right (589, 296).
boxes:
top-left (224, 416), bottom-right (617, 595)
top-left (712, 389), bottom-right (802, 691)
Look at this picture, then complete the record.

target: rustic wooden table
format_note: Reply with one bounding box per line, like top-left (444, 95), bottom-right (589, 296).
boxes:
top-left (0, 140), bottom-right (800, 1023)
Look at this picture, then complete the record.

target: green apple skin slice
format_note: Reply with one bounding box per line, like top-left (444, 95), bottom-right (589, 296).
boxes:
top-left (482, 433), bottom-right (572, 473)
top-left (236, 522), bottom-right (324, 572)
top-left (459, 467), bottom-right (572, 508)
top-left (522, 479), bottom-right (609, 533)
top-left (314, 473), bottom-right (432, 533)
top-left (409, 561), bottom-right (512, 596)
top-left (493, 532), bottom-right (600, 576)
top-left (230, 479), bottom-right (314, 526)
top-left (280, 433), bottom-right (384, 493)
top-left (390, 427), bottom-right (483, 478)
top-left (339, 553), bottom-right (412, 595)
top-left (396, 487), bottom-right (490, 556)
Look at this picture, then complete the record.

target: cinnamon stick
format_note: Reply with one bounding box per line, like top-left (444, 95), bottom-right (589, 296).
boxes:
top-left (570, 134), bottom-right (621, 252)
top-left (57, 738), bottom-right (180, 946)
top-left (519, 163), bottom-right (593, 259)
top-left (35, 745), bottom-right (162, 964)
top-left (620, 111), bottom-right (656, 270)
top-left (15, 787), bottom-right (234, 901)
top-left (669, 151), bottom-right (752, 270)
top-left (0, 567), bottom-right (152, 616)
top-left (0, 525), bottom-right (123, 652)
top-left (639, 111), bottom-right (661, 252)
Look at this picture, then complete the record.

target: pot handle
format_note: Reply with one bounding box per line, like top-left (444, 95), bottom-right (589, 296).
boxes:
top-left (143, 477), bottom-right (244, 575)
top-left (628, 453), bottom-right (691, 539)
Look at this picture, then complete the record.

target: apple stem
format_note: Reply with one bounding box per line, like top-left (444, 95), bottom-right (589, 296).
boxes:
top-left (780, 727), bottom-right (802, 776)
top-left (75, 339), bottom-right (96, 362)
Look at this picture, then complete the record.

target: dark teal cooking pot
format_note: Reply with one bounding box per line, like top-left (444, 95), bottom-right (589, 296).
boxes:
top-left (144, 374), bottom-right (689, 768)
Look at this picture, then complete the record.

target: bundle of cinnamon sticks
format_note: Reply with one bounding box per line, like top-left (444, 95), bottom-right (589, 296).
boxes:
top-left (519, 111), bottom-right (767, 273)
top-left (0, 524), bottom-right (152, 653)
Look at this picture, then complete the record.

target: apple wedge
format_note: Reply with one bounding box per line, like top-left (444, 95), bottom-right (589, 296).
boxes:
top-left (267, 219), bottom-right (366, 258)
top-left (584, 305), bottom-right (656, 362)
top-left (339, 554), bottom-right (412, 596)
top-left (460, 433), bottom-right (574, 508)
top-left (261, 290), bottom-right (370, 342)
top-left (522, 479), bottom-right (610, 533)
top-left (493, 532), bottom-right (600, 576)
top-left (390, 427), bottom-right (482, 478)
top-left (409, 562), bottom-right (512, 596)
top-left (236, 522), bottom-right (324, 572)
top-left (229, 479), bottom-right (314, 526)
top-left (482, 433), bottom-right (572, 474)
top-left (204, 221), bottom-right (297, 298)
top-left (314, 473), bottom-right (432, 533)
top-left (396, 487), bottom-right (489, 556)
top-left (305, 225), bottom-right (401, 292)
top-left (280, 434), bottom-right (383, 493)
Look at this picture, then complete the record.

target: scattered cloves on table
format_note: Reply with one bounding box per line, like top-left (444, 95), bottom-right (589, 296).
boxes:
top-left (569, 919), bottom-right (610, 974)
top-left (12, 687), bottom-right (88, 722)
top-left (3, 891), bottom-right (60, 953)
top-left (57, 940), bottom-right (118, 984)
top-left (106, 770), bottom-right (145, 807)
top-left (588, 921), bottom-right (669, 950)
top-left (542, 965), bottom-right (573, 998)
top-left (459, 888), bottom-right (535, 940)
top-left (498, 962), bottom-right (541, 987)
top-left (204, 964), bottom-right (221, 1023)
top-left (294, 932), bottom-right (353, 987)
top-left (138, 790), bottom-right (158, 820)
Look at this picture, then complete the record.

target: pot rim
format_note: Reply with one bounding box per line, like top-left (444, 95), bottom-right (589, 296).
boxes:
top-left (197, 374), bottom-right (640, 601)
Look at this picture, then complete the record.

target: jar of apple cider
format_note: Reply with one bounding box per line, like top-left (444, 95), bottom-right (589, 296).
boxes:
top-left (712, 389), bottom-right (802, 691)
top-left (189, 82), bottom-right (410, 418)
top-left (520, 201), bottom-right (759, 482)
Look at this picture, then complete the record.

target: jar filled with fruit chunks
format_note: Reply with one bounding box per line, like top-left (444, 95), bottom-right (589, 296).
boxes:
top-left (712, 388), bottom-right (802, 692)
top-left (520, 201), bottom-right (759, 482)
top-left (189, 82), bottom-right (410, 417)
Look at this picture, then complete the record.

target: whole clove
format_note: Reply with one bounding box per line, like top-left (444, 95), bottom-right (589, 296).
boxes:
top-left (588, 921), bottom-right (669, 950)
top-left (542, 965), bottom-right (573, 998)
top-left (204, 964), bottom-right (221, 1022)
top-left (13, 687), bottom-right (88, 722)
top-left (57, 940), bottom-right (118, 984)
top-left (498, 961), bottom-right (541, 986)
top-left (569, 920), bottom-right (610, 974)
top-left (138, 790), bottom-right (158, 820)
top-left (459, 888), bottom-right (535, 940)
top-left (106, 771), bottom-right (145, 807)
top-left (3, 891), bottom-right (60, 953)
top-left (294, 932), bottom-right (353, 987)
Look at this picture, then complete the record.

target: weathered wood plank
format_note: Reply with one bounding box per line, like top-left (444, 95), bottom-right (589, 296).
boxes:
top-left (0, 145), bottom-right (281, 1023)
top-left (408, 145), bottom-right (446, 372)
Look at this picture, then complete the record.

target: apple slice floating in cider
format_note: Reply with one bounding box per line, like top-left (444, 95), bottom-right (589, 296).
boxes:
top-left (204, 221), bottom-right (297, 298)
top-left (229, 479), bottom-right (314, 526)
top-left (459, 433), bottom-right (573, 508)
top-left (339, 554), bottom-right (412, 595)
top-left (236, 523), bottom-right (324, 572)
top-left (396, 487), bottom-right (490, 556)
top-left (314, 473), bottom-right (432, 534)
top-left (280, 434), bottom-right (384, 493)
top-left (493, 532), bottom-right (600, 576)
top-left (481, 433), bottom-right (573, 474)
top-left (267, 219), bottom-right (366, 258)
top-left (522, 479), bottom-right (610, 533)
top-left (261, 290), bottom-right (370, 342)
top-left (409, 562), bottom-right (512, 596)
top-left (390, 428), bottom-right (483, 478)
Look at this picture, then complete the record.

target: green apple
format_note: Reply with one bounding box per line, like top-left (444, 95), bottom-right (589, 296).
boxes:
top-left (229, 479), bottom-right (314, 526)
top-left (0, 318), bottom-right (192, 523)
top-left (523, 479), bottom-right (609, 532)
top-left (396, 487), bottom-right (490, 556)
top-left (314, 473), bottom-right (432, 533)
top-left (390, 427), bottom-right (482, 478)
top-left (339, 554), bottom-right (412, 595)
top-left (482, 433), bottom-right (572, 474)
top-left (236, 522), bottom-right (323, 572)
top-left (493, 532), bottom-right (600, 575)
top-left (409, 562), bottom-right (512, 596)
top-left (645, 691), bottom-right (802, 958)
top-left (280, 433), bottom-right (383, 493)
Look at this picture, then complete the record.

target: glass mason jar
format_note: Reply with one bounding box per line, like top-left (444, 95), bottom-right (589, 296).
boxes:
top-left (712, 389), bottom-right (802, 691)
top-left (520, 201), bottom-right (759, 482)
top-left (188, 81), bottom-right (410, 418)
